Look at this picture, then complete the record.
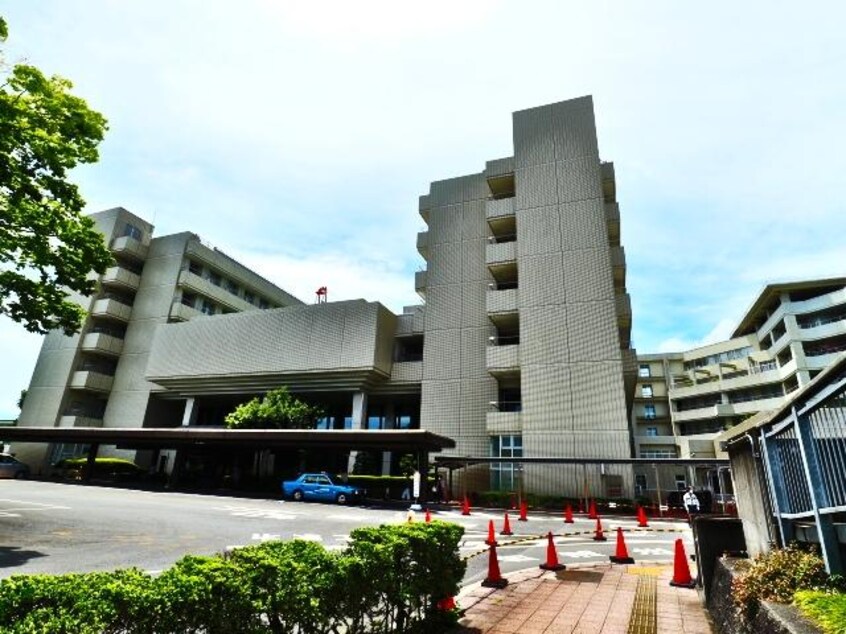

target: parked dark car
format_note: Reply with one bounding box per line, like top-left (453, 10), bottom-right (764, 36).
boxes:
top-left (281, 473), bottom-right (365, 505)
top-left (0, 454), bottom-right (30, 479)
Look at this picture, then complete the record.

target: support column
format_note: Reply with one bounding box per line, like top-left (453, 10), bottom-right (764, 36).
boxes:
top-left (181, 397), bottom-right (198, 427)
top-left (347, 391), bottom-right (368, 473)
top-left (84, 443), bottom-right (100, 483)
top-left (381, 403), bottom-right (396, 476)
top-left (416, 450), bottom-right (429, 506)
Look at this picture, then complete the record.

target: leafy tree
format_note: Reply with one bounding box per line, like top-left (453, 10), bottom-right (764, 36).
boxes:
top-left (225, 387), bottom-right (324, 430)
top-left (0, 16), bottom-right (113, 335)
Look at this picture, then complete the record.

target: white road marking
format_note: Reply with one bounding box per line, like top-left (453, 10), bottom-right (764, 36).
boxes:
top-left (632, 547), bottom-right (673, 556)
top-left (0, 512), bottom-right (21, 517)
top-left (214, 505), bottom-right (297, 520)
top-left (251, 533), bottom-right (281, 542)
top-left (293, 533), bottom-right (323, 542)
top-left (498, 554), bottom-right (540, 563)
top-left (562, 550), bottom-right (603, 558)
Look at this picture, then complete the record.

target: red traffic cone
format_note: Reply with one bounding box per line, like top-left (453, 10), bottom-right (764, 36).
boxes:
top-left (500, 512), bottom-right (513, 536)
top-left (564, 504), bottom-right (574, 524)
top-left (637, 505), bottom-right (649, 528)
top-left (588, 500), bottom-right (597, 520)
top-left (486, 519), bottom-right (497, 546)
top-left (609, 527), bottom-right (635, 564)
top-left (481, 542), bottom-right (509, 588)
top-left (437, 596), bottom-right (457, 611)
top-left (462, 496), bottom-right (471, 516)
top-left (593, 515), bottom-right (607, 541)
top-left (425, 508), bottom-right (432, 523)
top-left (670, 539), bottom-right (696, 588)
top-left (518, 500), bottom-right (528, 521)
top-left (540, 531), bottom-right (566, 571)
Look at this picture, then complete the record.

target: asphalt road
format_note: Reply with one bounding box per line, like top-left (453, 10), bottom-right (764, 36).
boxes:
top-left (0, 481), bottom-right (692, 582)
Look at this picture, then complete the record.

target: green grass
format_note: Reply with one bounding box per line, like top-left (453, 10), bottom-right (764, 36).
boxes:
top-left (794, 590), bottom-right (846, 634)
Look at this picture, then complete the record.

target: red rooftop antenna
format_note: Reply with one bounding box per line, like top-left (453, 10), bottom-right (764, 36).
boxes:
top-left (315, 286), bottom-right (327, 304)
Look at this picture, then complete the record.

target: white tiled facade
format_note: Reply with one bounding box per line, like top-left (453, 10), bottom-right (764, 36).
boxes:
top-left (18, 97), bottom-right (637, 496)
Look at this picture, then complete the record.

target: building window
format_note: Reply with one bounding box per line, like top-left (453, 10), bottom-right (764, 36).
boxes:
top-left (122, 223), bottom-right (143, 241)
top-left (646, 427), bottom-right (658, 437)
top-left (200, 299), bottom-right (216, 315)
top-left (644, 403), bottom-right (656, 419)
top-left (244, 291), bottom-right (255, 305)
top-left (641, 384), bottom-right (653, 398)
top-left (208, 271), bottom-right (221, 286)
top-left (638, 364), bottom-right (651, 378)
top-left (225, 280), bottom-right (239, 295)
top-left (259, 298), bottom-right (270, 309)
top-left (675, 475), bottom-right (687, 491)
top-left (635, 474), bottom-right (647, 495)
top-left (490, 435), bottom-right (523, 491)
top-left (188, 260), bottom-right (202, 276)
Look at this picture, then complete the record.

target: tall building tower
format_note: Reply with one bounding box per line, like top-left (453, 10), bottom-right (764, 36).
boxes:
top-left (417, 96), bottom-right (636, 495)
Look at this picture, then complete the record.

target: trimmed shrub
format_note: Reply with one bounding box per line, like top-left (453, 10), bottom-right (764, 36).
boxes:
top-left (732, 544), bottom-right (828, 620)
top-left (794, 590), bottom-right (846, 634)
top-left (0, 522), bottom-right (465, 634)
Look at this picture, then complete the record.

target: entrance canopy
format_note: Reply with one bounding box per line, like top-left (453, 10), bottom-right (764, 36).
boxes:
top-left (1, 427), bottom-right (455, 453)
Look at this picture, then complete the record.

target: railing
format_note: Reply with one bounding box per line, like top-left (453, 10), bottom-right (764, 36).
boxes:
top-left (489, 400), bottom-right (522, 413)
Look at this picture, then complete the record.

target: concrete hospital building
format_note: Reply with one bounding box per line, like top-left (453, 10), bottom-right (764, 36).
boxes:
top-left (16, 95), bottom-right (845, 499)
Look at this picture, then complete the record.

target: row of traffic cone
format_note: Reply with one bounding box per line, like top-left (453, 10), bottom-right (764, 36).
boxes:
top-left (463, 497), bottom-right (653, 527)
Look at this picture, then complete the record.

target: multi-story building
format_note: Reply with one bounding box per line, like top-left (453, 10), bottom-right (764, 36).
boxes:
top-left (632, 278), bottom-right (846, 499)
top-left (17, 97), bottom-right (637, 496)
top-left (16, 207), bottom-right (301, 468)
top-left (416, 96), bottom-right (636, 495)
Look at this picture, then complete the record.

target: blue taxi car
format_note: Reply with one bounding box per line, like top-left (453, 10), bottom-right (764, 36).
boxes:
top-left (281, 473), bottom-right (364, 505)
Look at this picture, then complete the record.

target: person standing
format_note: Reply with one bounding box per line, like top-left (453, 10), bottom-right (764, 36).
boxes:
top-left (683, 487), bottom-right (700, 521)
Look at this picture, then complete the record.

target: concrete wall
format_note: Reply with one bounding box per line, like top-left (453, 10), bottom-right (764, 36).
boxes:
top-left (728, 437), bottom-right (775, 557)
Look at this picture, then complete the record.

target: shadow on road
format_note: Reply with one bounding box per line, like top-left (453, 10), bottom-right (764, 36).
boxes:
top-left (0, 546), bottom-right (48, 570)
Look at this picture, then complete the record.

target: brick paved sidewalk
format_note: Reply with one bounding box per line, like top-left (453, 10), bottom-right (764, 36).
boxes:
top-left (453, 564), bottom-right (713, 634)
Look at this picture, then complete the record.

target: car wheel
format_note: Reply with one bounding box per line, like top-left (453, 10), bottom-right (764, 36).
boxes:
top-left (292, 489), bottom-right (304, 502)
top-left (336, 493), bottom-right (348, 505)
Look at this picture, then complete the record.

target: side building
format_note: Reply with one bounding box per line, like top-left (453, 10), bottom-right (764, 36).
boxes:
top-left (16, 207), bottom-right (302, 470)
top-left (632, 278), bottom-right (846, 501)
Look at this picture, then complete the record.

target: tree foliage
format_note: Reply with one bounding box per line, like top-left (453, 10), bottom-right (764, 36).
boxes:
top-left (224, 387), bottom-right (324, 430)
top-left (0, 16), bottom-right (113, 335)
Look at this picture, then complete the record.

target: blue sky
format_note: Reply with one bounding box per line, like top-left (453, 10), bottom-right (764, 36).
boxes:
top-left (1, 1), bottom-right (845, 418)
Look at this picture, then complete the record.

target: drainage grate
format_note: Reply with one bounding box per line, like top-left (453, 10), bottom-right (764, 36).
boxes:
top-left (626, 575), bottom-right (657, 634)
top-left (554, 569), bottom-right (604, 583)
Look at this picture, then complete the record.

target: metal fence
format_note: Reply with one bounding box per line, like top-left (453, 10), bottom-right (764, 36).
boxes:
top-left (760, 374), bottom-right (846, 573)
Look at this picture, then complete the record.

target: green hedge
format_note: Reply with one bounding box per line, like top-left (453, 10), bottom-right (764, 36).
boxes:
top-left (794, 590), bottom-right (846, 634)
top-left (0, 521), bottom-right (465, 634)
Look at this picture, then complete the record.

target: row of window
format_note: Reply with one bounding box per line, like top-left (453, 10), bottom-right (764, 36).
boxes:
top-left (185, 259), bottom-right (273, 309)
top-left (683, 346), bottom-right (752, 370)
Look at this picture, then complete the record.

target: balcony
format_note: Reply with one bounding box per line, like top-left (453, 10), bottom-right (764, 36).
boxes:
top-left (110, 235), bottom-right (148, 261)
top-left (487, 288), bottom-right (518, 317)
top-left (81, 332), bottom-right (124, 357)
top-left (605, 202), bottom-right (620, 245)
top-left (416, 231), bottom-right (429, 259)
top-left (610, 246), bottom-right (626, 288)
top-left (169, 300), bottom-right (200, 322)
top-left (101, 266), bottom-right (141, 291)
top-left (178, 270), bottom-right (254, 312)
top-left (486, 197), bottom-right (515, 222)
top-left (90, 298), bottom-right (132, 322)
top-left (486, 240), bottom-right (517, 267)
top-left (419, 194), bottom-right (431, 222)
top-left (672, 403), bottom-right (736, 423)
top-left (601, 162), bottom-right (616, 202)
top-left (487, 344), bottom-right (520, 376)
top-left (615, 293), bottom-right (631, 328)
top-left (486, 410), bottom-right (521, 434)
top-left (59, 415), bottom-right (104, 428)
top-left (414, 270), bottom-right (427, 296)
top-left (70, 371), bottom-right (114, 393)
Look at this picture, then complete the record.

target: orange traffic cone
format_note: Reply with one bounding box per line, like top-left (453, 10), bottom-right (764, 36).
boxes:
top-left (486, 519), bottom-right (497, 546)
top-left (540, 531), bottom-right (566, 571)
top-left (481, 542), bottom-right (509, 588)
top-left (637, 505), bottom-right (649, 528)
top-left (425, 508), bottom-right (432, 523)
top-left (588, 500), bottom-right (597, 520)
top-left (564, 504), bottom-right (574, 524)
top-left (518, 500), bottom-right (528, 521)
top-left (593, 515), bottom-right (607, 541)
top-left (670, 539), bottom-right (696, 588)
top-left (609, 527), bottom-right (635, 564)
top-left (462, 496), bottom-right (471, 516)
top-left (500, 512), bottom-right (513, 536)
top-left (436, 596), bottom-right (457, 611)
